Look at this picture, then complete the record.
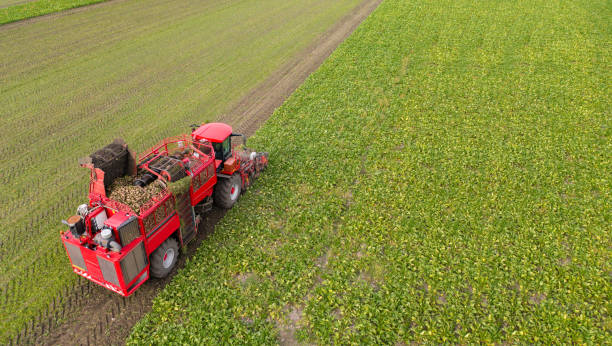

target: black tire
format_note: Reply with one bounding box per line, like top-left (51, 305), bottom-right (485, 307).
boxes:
top-left (150, 238), bottom-right (179, 278)
top-left (214, 173), bottom-right (241, 209)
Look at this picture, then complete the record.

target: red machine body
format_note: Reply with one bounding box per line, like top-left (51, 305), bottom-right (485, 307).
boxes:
top-left (60, 123), bottom-right (268, 296)
top-left (192, 122), bottom-right (233, 142)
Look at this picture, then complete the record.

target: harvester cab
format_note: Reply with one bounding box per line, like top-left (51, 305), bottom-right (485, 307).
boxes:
top-left (191, 122), bottom-right (235, 168)
top-left (191, 122), bottom-right (268, 208)
top-left (60, 122), bottom-right (268, 297)
top-left (212, 138), bottom-right (231, 165)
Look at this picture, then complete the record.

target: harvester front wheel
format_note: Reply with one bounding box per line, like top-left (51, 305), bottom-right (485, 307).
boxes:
top-left (150, 238), bottom-right (179, 278)
top-left (214, 173), bottom-right (241, 209)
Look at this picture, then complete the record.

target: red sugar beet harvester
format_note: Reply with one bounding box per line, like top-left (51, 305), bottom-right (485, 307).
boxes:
top-left (60, 123), bottom-right (268, 296)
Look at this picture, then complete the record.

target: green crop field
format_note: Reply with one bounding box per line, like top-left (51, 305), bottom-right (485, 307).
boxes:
top-left (0, 0), bottom-right (363, 341)
top-left (129, 0), bottom-right (610, 343)
top-left (0, 0), bottom-right (32, 7)
top-left (0, 0), bottom-right (108, 25)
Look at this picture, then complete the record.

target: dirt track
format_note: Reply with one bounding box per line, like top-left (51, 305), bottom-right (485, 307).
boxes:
top-left (29, 0), bottom-right (381, 344)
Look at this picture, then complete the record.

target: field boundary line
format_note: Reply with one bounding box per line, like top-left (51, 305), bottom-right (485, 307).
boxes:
top-left (219, 0), bottom-right (384, 136)
top-left (0, 0), bottom-right (126, 29)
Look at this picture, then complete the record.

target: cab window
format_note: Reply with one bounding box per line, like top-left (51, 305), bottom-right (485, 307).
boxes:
top-left (212, 137), bottom-right (231, 161)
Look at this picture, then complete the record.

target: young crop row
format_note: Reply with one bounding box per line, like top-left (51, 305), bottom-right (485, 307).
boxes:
top-left (129, 0), bottom-right (611, 343)
top-left (4, 278), bottom-right (111, 345)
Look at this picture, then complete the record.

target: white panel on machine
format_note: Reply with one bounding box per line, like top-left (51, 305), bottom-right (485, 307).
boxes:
top-left (92, 209), bottom-right (108, 231)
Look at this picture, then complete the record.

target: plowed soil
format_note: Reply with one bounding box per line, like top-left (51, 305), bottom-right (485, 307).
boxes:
top-left (32, 0), bottom-right (381, 344)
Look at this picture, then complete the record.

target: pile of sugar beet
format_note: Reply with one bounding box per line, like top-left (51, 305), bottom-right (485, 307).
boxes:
top-left (108, 176), bottom-right (165, 212)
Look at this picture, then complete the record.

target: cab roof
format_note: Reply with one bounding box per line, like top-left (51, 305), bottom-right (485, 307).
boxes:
top-left (191, 122), bottom-right (232, 143)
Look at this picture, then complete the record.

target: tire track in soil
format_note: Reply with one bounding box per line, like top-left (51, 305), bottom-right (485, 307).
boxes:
top-left (25, 0), bottom-right (382, 344)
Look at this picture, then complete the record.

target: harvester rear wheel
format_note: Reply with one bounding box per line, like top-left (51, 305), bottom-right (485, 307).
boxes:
top-left (214, 173), bottom-right (241, 209)
top-left (150, 238), bottom-right (179, 278)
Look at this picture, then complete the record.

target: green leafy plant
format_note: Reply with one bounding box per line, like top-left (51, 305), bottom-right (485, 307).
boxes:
top-left (0, 0), bottom-right (108, 25)
top-left (166, 177), bottom-right (191, 198)
top-left (129, 0), bottom-right (611, 343)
